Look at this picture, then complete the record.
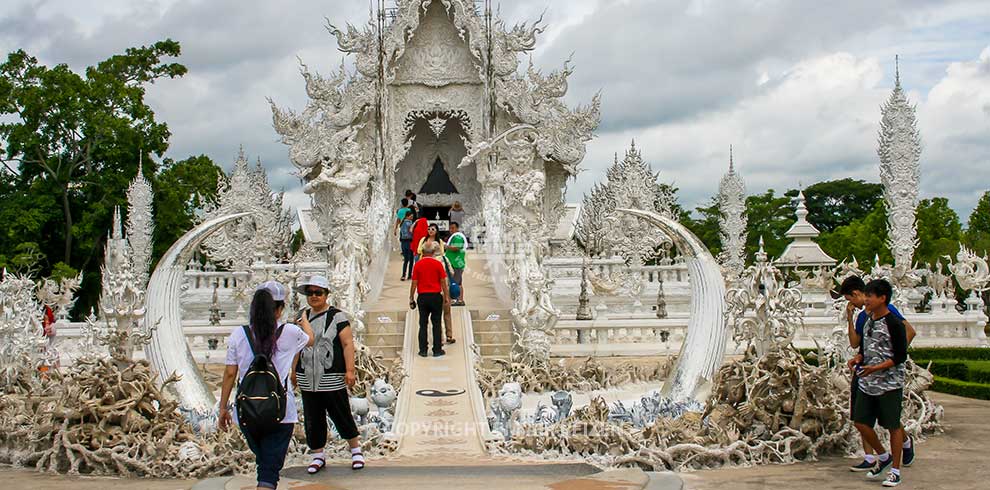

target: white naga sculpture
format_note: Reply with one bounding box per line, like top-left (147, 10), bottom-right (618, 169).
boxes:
top-left (878, 57), bottom-right (922, 282)
top-left (717, 146), bottom-right (747, 282)
top-left (617, 208), bottom-right (727, 403)
top-left (199, 150), bottom-right (293, 271)
top-left (272, 0), bottom-right (599, 357)
top-left (726, 238), bottom-right (805, 358)
top-left (126, 162), bottom-right (155, 288)
top-left (145, 212), bottom-right (251, 422)
top-left (947, 245), bottom-right (990, 294)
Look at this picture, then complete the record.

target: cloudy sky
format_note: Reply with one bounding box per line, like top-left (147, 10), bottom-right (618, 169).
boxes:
top-left (2, 0), bottom-right (989, 223)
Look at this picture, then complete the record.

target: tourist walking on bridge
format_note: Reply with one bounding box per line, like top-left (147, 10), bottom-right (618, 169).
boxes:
top-left (445, 221), bottom-right (467, 306)
top-left (410, 242), bottom-right (450, 357)
top-left (398, 211), bottom-right (416, 280)
top-left (292, 275), bottom-right (365, 474)
top-left (219, 281), bottom-right (314, 490)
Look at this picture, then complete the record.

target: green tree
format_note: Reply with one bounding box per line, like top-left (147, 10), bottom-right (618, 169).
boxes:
top-left (965, 191), bottom-right (990, 256)
top-left (744, 190), bottom-right (795, 262)
top-left (801, 178), bottom-right (883, 233)
top-left (0, 41), bottom-right (186, 265)
top-left (818, 201), bottom-right (891, 265)
top-left (151, 155), bottom-right (224, 264)
top-left (683, 197), bottom-right (722, 257)
top-left (914, 197), bottom-right (962, 267)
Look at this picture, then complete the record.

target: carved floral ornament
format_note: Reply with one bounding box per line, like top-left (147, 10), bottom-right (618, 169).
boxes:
top-left (404, 109), bottom-right (473, 140)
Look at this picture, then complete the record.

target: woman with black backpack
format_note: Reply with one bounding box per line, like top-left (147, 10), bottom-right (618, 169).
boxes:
top-left (219, 281), bottom-right (314, 490)
top-left (291, 275), bottom-right (364, 474)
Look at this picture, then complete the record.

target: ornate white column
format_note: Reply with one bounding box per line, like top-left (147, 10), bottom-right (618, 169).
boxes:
top-left (126, 160), bottom-right (154, 288)
top-left (878, 57), bottom-right (921, 275)
top-left (717, 146), bottom-right (747, 282)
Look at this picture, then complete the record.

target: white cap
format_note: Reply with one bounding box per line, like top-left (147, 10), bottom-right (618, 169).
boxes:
top-left (256, 280), bottom-right (288, 301)
top-left (296, 275), bottom-right (330, 293)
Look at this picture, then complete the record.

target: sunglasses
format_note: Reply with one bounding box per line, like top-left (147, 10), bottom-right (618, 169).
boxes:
top-left (304, 289), bottom-right (327, 297)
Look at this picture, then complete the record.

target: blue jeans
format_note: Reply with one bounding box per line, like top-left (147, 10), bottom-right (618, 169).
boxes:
top-left (241, 423), bottom-right (294, 489)
top-left (400, 239), bottom-right (414, 277)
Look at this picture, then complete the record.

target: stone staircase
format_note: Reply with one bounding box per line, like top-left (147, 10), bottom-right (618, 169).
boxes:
top-left (469, 308), bottom-right (514, 359)
top-left (361, 309), bottom-right (407, 360)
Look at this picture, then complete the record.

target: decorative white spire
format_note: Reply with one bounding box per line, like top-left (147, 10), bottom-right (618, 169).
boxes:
top-left (126, 156), bottom-right (154, 288)
top-left (878, 55), bottom-right (921, 272)
top-left (718, 145), bottom-right (746, 280)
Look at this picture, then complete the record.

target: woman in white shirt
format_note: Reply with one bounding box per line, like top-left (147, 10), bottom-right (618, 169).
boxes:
top-left (219, 281), bottom-right (314, 490)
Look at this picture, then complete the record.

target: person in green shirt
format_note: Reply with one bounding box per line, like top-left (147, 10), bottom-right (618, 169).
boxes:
top-left (445, 221), bottom-right (468, 306)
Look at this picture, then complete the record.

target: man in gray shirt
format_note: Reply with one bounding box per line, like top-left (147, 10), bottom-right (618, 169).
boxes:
top-left (849, 279), bottom-right (909, 487)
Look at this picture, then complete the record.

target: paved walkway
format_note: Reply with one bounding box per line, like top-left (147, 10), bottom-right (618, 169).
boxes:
top-left (681, 392), bottom-right (990, 490)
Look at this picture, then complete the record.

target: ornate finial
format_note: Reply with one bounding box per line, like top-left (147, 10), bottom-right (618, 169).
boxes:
top-left (111, 206), bottom-right (123, 241)
top-left (895, 54), bottom-right (900, 87)
top-left (729, 145), bottom-right (734, 173)
top-left (630, 138), bottom-right (636, 150)
top-left (795, 190), bottom-right (809, 221)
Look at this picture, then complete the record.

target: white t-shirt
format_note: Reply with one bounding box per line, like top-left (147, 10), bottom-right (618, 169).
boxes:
top-left (225, 323), bottom-right (309, 424)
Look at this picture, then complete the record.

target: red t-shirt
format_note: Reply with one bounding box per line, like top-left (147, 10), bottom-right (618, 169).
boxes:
top-left (411, 218), bottom-right (429, 254)
top-left (412, 256), bottom-right (447, 293)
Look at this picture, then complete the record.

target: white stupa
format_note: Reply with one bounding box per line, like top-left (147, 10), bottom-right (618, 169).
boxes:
top-left (775, 191), bottom-right (836, 267)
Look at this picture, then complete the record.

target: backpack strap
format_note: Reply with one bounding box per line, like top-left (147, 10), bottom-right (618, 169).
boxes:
top-left (242, 325), bottom-right (256, 356)
top-left (243, 324), bottom-right (284, 357)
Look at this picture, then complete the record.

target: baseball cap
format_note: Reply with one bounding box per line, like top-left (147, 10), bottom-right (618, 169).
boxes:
top-left (296, 275), bottom-right (330, 293)
top-left (256, 280), bottom-right (288, 301)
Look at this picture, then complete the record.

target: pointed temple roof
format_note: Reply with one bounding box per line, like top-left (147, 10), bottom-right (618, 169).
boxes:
top-left (775, 191), bottom-right (837, 267)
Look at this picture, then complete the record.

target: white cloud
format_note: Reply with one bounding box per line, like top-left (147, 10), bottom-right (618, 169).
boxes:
top-left (568, 48), bottom-right (990, 221)
top-left (2, 0), bottom-right (989, 222)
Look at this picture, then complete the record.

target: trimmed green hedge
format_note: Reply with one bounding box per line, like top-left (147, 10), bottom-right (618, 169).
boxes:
top-left (931, 376), bottom-right (990, 400)
top-left (918, 360), bottom-right (990, 384)
top-left (907, 347), bottom-right (990, 361)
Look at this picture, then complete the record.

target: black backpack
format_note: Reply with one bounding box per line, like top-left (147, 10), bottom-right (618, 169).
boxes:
top-left (236, 324), bottom-right (287, 434)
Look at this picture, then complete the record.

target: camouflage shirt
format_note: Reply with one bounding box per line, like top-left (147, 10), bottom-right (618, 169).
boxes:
top-left (858, 312), bottom-right (908, 396)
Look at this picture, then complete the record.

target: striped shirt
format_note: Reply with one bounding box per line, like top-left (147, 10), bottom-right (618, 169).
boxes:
top-left (295, 308), bottom-right (350, 392)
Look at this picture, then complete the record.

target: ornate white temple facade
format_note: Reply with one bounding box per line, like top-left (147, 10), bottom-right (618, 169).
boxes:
top-left (269, 0), bottom-right (600, 355)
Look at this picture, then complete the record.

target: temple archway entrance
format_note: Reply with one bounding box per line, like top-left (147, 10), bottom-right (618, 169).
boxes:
top-left (394, 115), bottom-right (480, 232)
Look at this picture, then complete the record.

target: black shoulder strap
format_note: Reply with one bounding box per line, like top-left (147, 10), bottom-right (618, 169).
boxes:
top-left (242, 325), bottom-right (256, 356)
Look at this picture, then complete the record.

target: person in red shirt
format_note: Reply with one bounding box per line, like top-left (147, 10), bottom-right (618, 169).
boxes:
top-left (410, 215), bottom-right (429, 263)
top-left (409, 242), bottom-right (450, 357)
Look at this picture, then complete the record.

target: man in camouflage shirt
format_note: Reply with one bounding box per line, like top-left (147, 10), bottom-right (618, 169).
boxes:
top-left (850, 279), bottom-right (909, 487)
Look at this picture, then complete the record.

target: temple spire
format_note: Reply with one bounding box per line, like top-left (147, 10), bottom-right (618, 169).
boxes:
top-left (728, 145), bottom-right (734, 173)
top-left (895, 54), bottom-right (900, 87)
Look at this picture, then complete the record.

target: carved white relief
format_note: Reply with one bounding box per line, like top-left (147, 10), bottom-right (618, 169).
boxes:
top-left (717, 147), bottom-right (747, 282)
top-left (878, 59), bottom-right (922, 278)
top-left (126, 162), bottom-right (154, 288)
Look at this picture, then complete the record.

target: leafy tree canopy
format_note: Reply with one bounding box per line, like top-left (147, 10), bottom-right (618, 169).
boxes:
top-left (151, 155), bottom-right (224, 264)
top-left (798, 178), bottom-right (883, 233)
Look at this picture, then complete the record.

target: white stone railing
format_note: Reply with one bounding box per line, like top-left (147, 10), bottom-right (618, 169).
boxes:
top-left (551, 310), bottom-right (989, 357)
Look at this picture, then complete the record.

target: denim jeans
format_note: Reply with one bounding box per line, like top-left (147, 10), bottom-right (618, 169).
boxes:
top-left (241, 423), bottom-right (294, 489)
top-left (400, 239), bottom-right (414, 277)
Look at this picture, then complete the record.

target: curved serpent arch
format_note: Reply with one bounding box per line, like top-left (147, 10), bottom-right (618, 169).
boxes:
top-left (144, 212), bottom-right (252, 419)
top-left (617, 208), bottom-right (728, 403)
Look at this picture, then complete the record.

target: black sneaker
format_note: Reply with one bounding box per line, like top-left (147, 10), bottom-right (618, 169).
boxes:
top-left (902, 436), bottom-right (915, 467)
top-left (418, 351), bottom-right (428, 357)
top-left (849, 459), bottom-right (876, 472)
top-left (433, 349), bottom-right (445, 357)
top-left (867, 456), bottom-right (893, 479)
top-left (882, 472), bottom-right (901, 487)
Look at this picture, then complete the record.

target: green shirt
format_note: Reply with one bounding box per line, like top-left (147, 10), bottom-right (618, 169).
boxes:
top-left (396, 208), bottom-right (410, 220)
top-left (445, 233), bottom-right (467, 269)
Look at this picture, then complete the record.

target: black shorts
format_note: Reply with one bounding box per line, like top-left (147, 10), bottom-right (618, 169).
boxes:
top-left (850, 376), bottom-right (859, 418)
top-left (852, 388), bottom-right (903, 430)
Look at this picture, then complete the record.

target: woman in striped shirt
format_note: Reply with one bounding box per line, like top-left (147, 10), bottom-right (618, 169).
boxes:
top-left (292, 275), bottom-right (365, 474)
